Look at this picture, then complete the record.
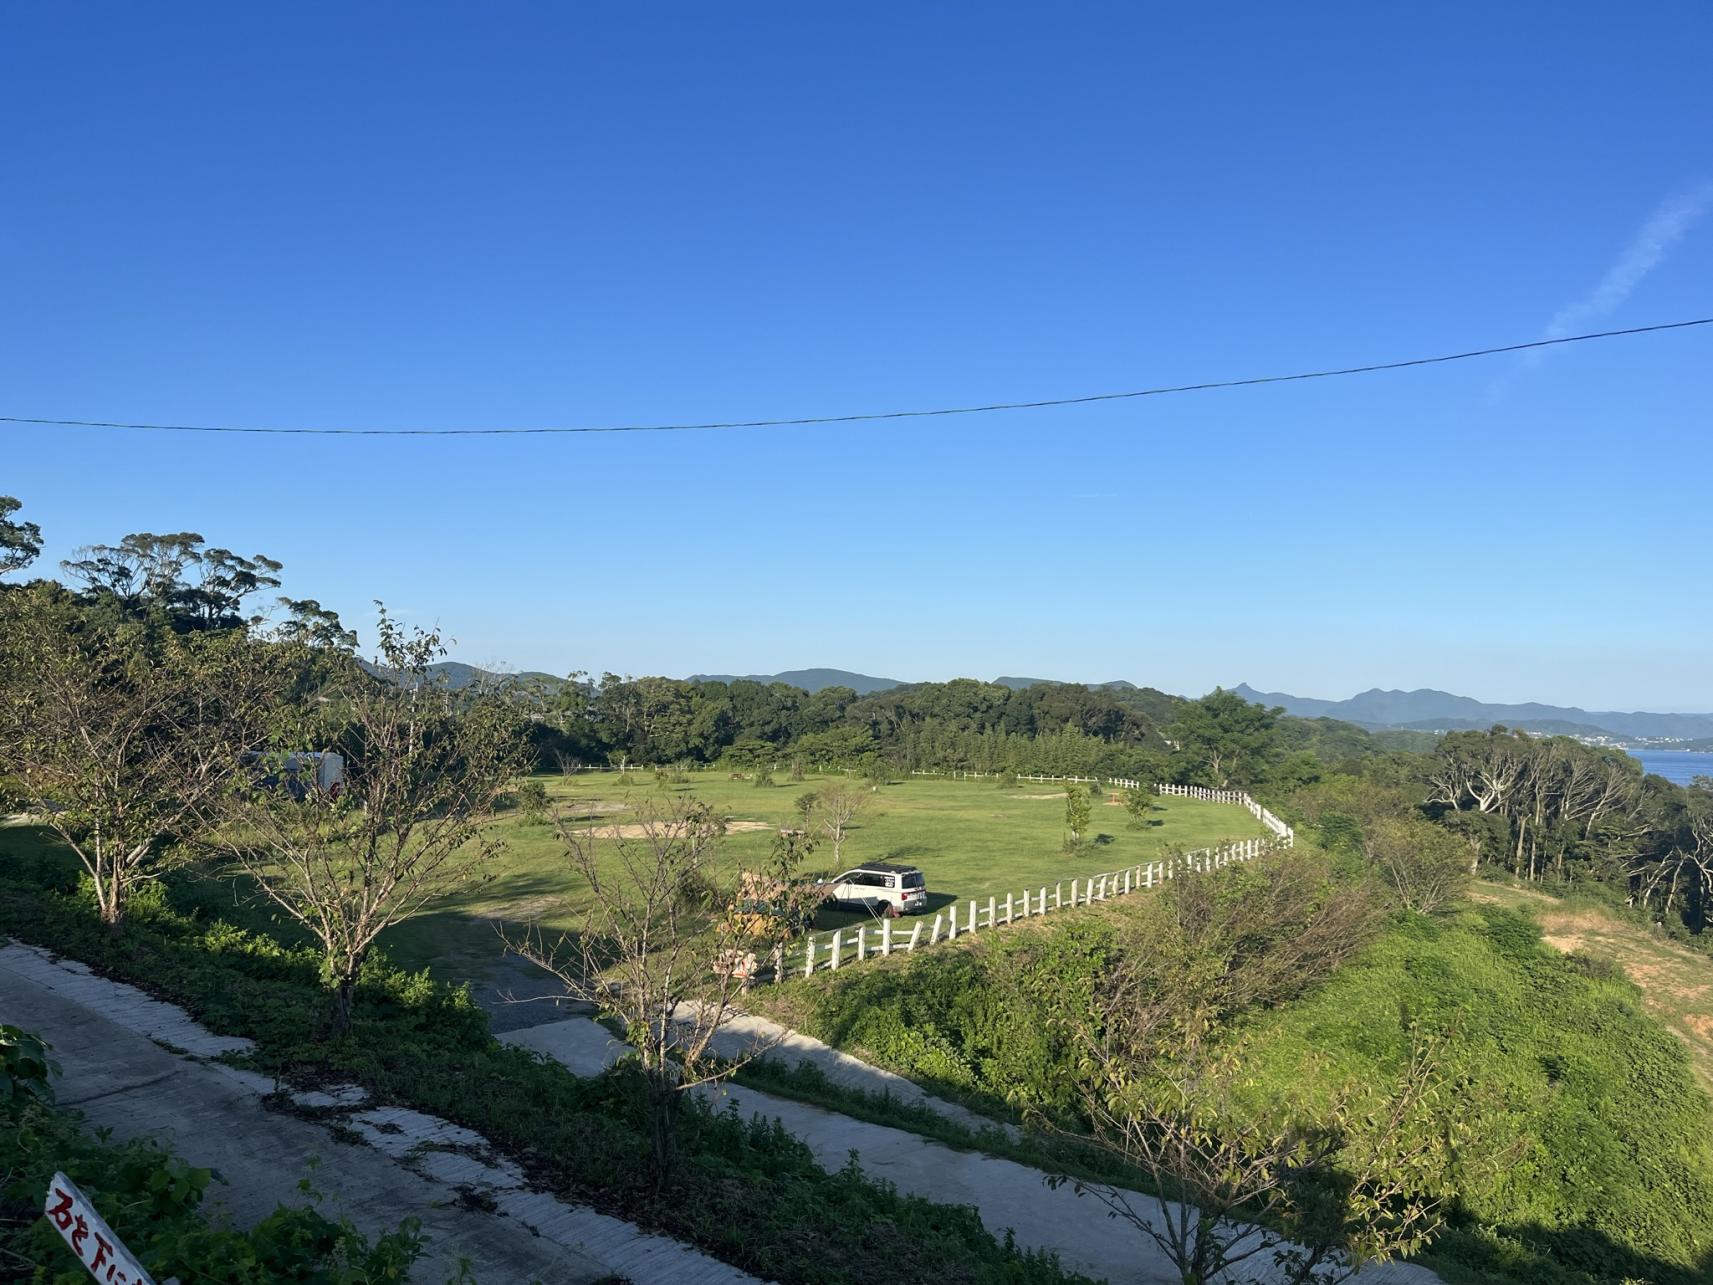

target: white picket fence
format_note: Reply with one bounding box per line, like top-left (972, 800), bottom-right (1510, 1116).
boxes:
top-left (781, 783), bottom-right (1294, 980)
top-left (906, 770), bottom-right (1295, 842)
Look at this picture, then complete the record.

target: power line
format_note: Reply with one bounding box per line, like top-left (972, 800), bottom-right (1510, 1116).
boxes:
top-left (2, 315), bottom-right (1708, 438)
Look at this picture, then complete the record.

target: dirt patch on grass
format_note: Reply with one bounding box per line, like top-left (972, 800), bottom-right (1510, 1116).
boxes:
top-left (1470, 882), bottom-right (1559, 907)
top-left (570, 819), bottom-right (777, 839)
top-left (1015, 792), bottom-right (1066, 800)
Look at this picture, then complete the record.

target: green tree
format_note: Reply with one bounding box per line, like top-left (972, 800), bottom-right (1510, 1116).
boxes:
top-left (211, 610), bottom-right (524, 1034)
top-left (1361, 816), bottom-right (1470, 915)
top-left (274, 597), bottom-right (358, 651)
top-left (1064, 783), bottom-right (1093, 847)
top-left (1165, 689), bottom-right (1284, 788)
top-left (0, 583), bottom-right (282, 933)
top-left (61, 531), bottom-right (282, 632)
top-left (1124, 784), bottom-right (1154, 828)
top-left (0, 496), bottom-right (42, 578)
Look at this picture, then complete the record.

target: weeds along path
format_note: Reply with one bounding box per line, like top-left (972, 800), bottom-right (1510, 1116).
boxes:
top-left (501, 1015), bottom-right (1445, 1285)
top-left (0, 941), bottom-right (761, 1285)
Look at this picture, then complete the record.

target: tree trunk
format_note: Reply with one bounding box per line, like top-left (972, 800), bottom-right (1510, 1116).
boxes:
top-left (647, 1077), bottom-right (681, 1193)
top-left (98, 856), bottom-right (125, 936)
top-left (326, 954), bottom-right (364, 1039)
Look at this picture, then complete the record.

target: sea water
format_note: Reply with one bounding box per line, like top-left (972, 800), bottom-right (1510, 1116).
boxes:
top-left (1625, 749), bottom-right (1713, 786)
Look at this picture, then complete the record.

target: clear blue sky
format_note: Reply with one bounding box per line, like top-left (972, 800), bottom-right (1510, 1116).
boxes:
top-left (5, 4), bottom-right (1711, 710)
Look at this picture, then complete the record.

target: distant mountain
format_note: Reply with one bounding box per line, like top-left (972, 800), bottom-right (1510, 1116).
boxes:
top-left (364, 659), bottom-right (567, 694)
top-left (1232, 683), bottom-right (1713, 741)
top-left (994, 677), bottom-right (1140, 691)
top-left (688, 668), bottom-right (903, 695)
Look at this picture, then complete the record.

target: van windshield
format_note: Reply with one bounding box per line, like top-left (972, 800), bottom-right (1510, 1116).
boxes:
top-left (903, 872), bottom-right (925, 889)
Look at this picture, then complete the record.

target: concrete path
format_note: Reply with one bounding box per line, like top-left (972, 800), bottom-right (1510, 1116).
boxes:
top-left (502, 1015), bottom-right (1444, 1285)
top-left (670, 1000), bottom-right (1020, 1139)
top-left (0, 942), bottom-right (762, 1285)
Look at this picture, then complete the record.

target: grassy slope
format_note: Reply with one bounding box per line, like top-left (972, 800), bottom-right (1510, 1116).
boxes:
top-left (1215, 903), bottom-right (1713, 1285)
top-left (748, 870), bottom-right (1713, 1285)
top-left (379, 771), bottom-right (1265, 984)
top-left (1474, 880), bottom-right (1713, 1094)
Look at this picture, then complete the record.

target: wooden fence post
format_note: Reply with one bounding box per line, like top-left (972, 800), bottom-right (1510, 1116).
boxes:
top-left (931, 913), bottom-right (944, 944)
top-left (830, 931), bottom-right (843, 970)
top-left (856, 925), bottom-right (867, 961)
top-left (907, 921), bottom-right (923, 952)
top-left (1003, 893), bottom-right (1013, 924)
top-left (804, 936), bottom-right (816, 977)
top-left (1055, 881), bottom-right (1063, 908)
top-left (968, 899), bottom-right (978, 934)
top-left (986, 895), bottom-right (996, 928)
top-left (881, 918), bottom-right (892, 956)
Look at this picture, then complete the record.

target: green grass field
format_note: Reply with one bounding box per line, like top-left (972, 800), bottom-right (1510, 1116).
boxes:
top-left (1, 772), bottom-right (1268, 1004)
top-left (379, 770), bottom-right (1269, 988)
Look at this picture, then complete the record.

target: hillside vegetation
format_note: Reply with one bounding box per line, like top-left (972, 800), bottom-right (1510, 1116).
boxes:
top-left (754, 850), bottom-right (1713, 1285)
top-left (1475, 881), bottom-right (1713, 1094)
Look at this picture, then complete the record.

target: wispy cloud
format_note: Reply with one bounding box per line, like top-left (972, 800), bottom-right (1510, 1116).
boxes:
top-left (1542, 180), bottom-right (1713, 342)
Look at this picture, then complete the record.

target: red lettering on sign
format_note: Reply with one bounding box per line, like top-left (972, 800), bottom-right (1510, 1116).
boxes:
top-left (46, 1188), bottom-right (75, 1231)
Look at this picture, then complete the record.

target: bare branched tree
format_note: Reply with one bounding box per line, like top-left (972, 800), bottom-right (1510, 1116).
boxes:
top-left (501, 797), bottom-right (818, 1188)
top-left (809, 780), bottom-right (867, 865)
top-left (1060, 1022), bottom-right (1455, 1285)
top-left (0, 583), bottom-right (280, 933)
top-left (211, 610), bottom-right (524, 1035)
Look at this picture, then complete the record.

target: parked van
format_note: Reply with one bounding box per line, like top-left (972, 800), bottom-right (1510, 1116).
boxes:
top-left (822, 862), bottom-right (928, 917)
top-left (240, 750), bottom-right (345, 799)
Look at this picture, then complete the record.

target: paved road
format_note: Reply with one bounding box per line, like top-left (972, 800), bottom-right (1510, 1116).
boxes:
top-left (0, 942), bottom-right (761, 1285)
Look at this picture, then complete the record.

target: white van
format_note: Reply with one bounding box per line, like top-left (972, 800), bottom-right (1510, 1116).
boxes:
top-left (822, 862), bottom-right (928, 917)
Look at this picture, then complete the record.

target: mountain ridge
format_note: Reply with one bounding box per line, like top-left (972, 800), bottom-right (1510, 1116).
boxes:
top-left (1232, 683), bottom-right (1713, 741)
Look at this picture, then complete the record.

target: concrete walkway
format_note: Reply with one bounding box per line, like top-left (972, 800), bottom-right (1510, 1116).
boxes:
top-left (0, 942), bottom-right (762, 1285)
top-left (670, 1000), bottom-right (1021, 1139)
top-left (502, 1015), bottom-right (1444, 1285)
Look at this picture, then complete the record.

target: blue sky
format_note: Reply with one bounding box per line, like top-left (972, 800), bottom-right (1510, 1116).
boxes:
top-left (4, 4), bottom-right (1711, 709)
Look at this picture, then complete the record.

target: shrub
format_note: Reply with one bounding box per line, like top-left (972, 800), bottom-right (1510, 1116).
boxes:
top-left (516, 777), bottom-right (552, 821)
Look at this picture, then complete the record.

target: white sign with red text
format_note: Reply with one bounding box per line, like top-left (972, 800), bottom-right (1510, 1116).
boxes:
top-left (43, 1172), bottom-right (155, 1285)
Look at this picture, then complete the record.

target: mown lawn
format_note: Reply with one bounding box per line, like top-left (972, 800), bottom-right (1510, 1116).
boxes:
top-left (379, 770), bottom-right (1268, 987)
